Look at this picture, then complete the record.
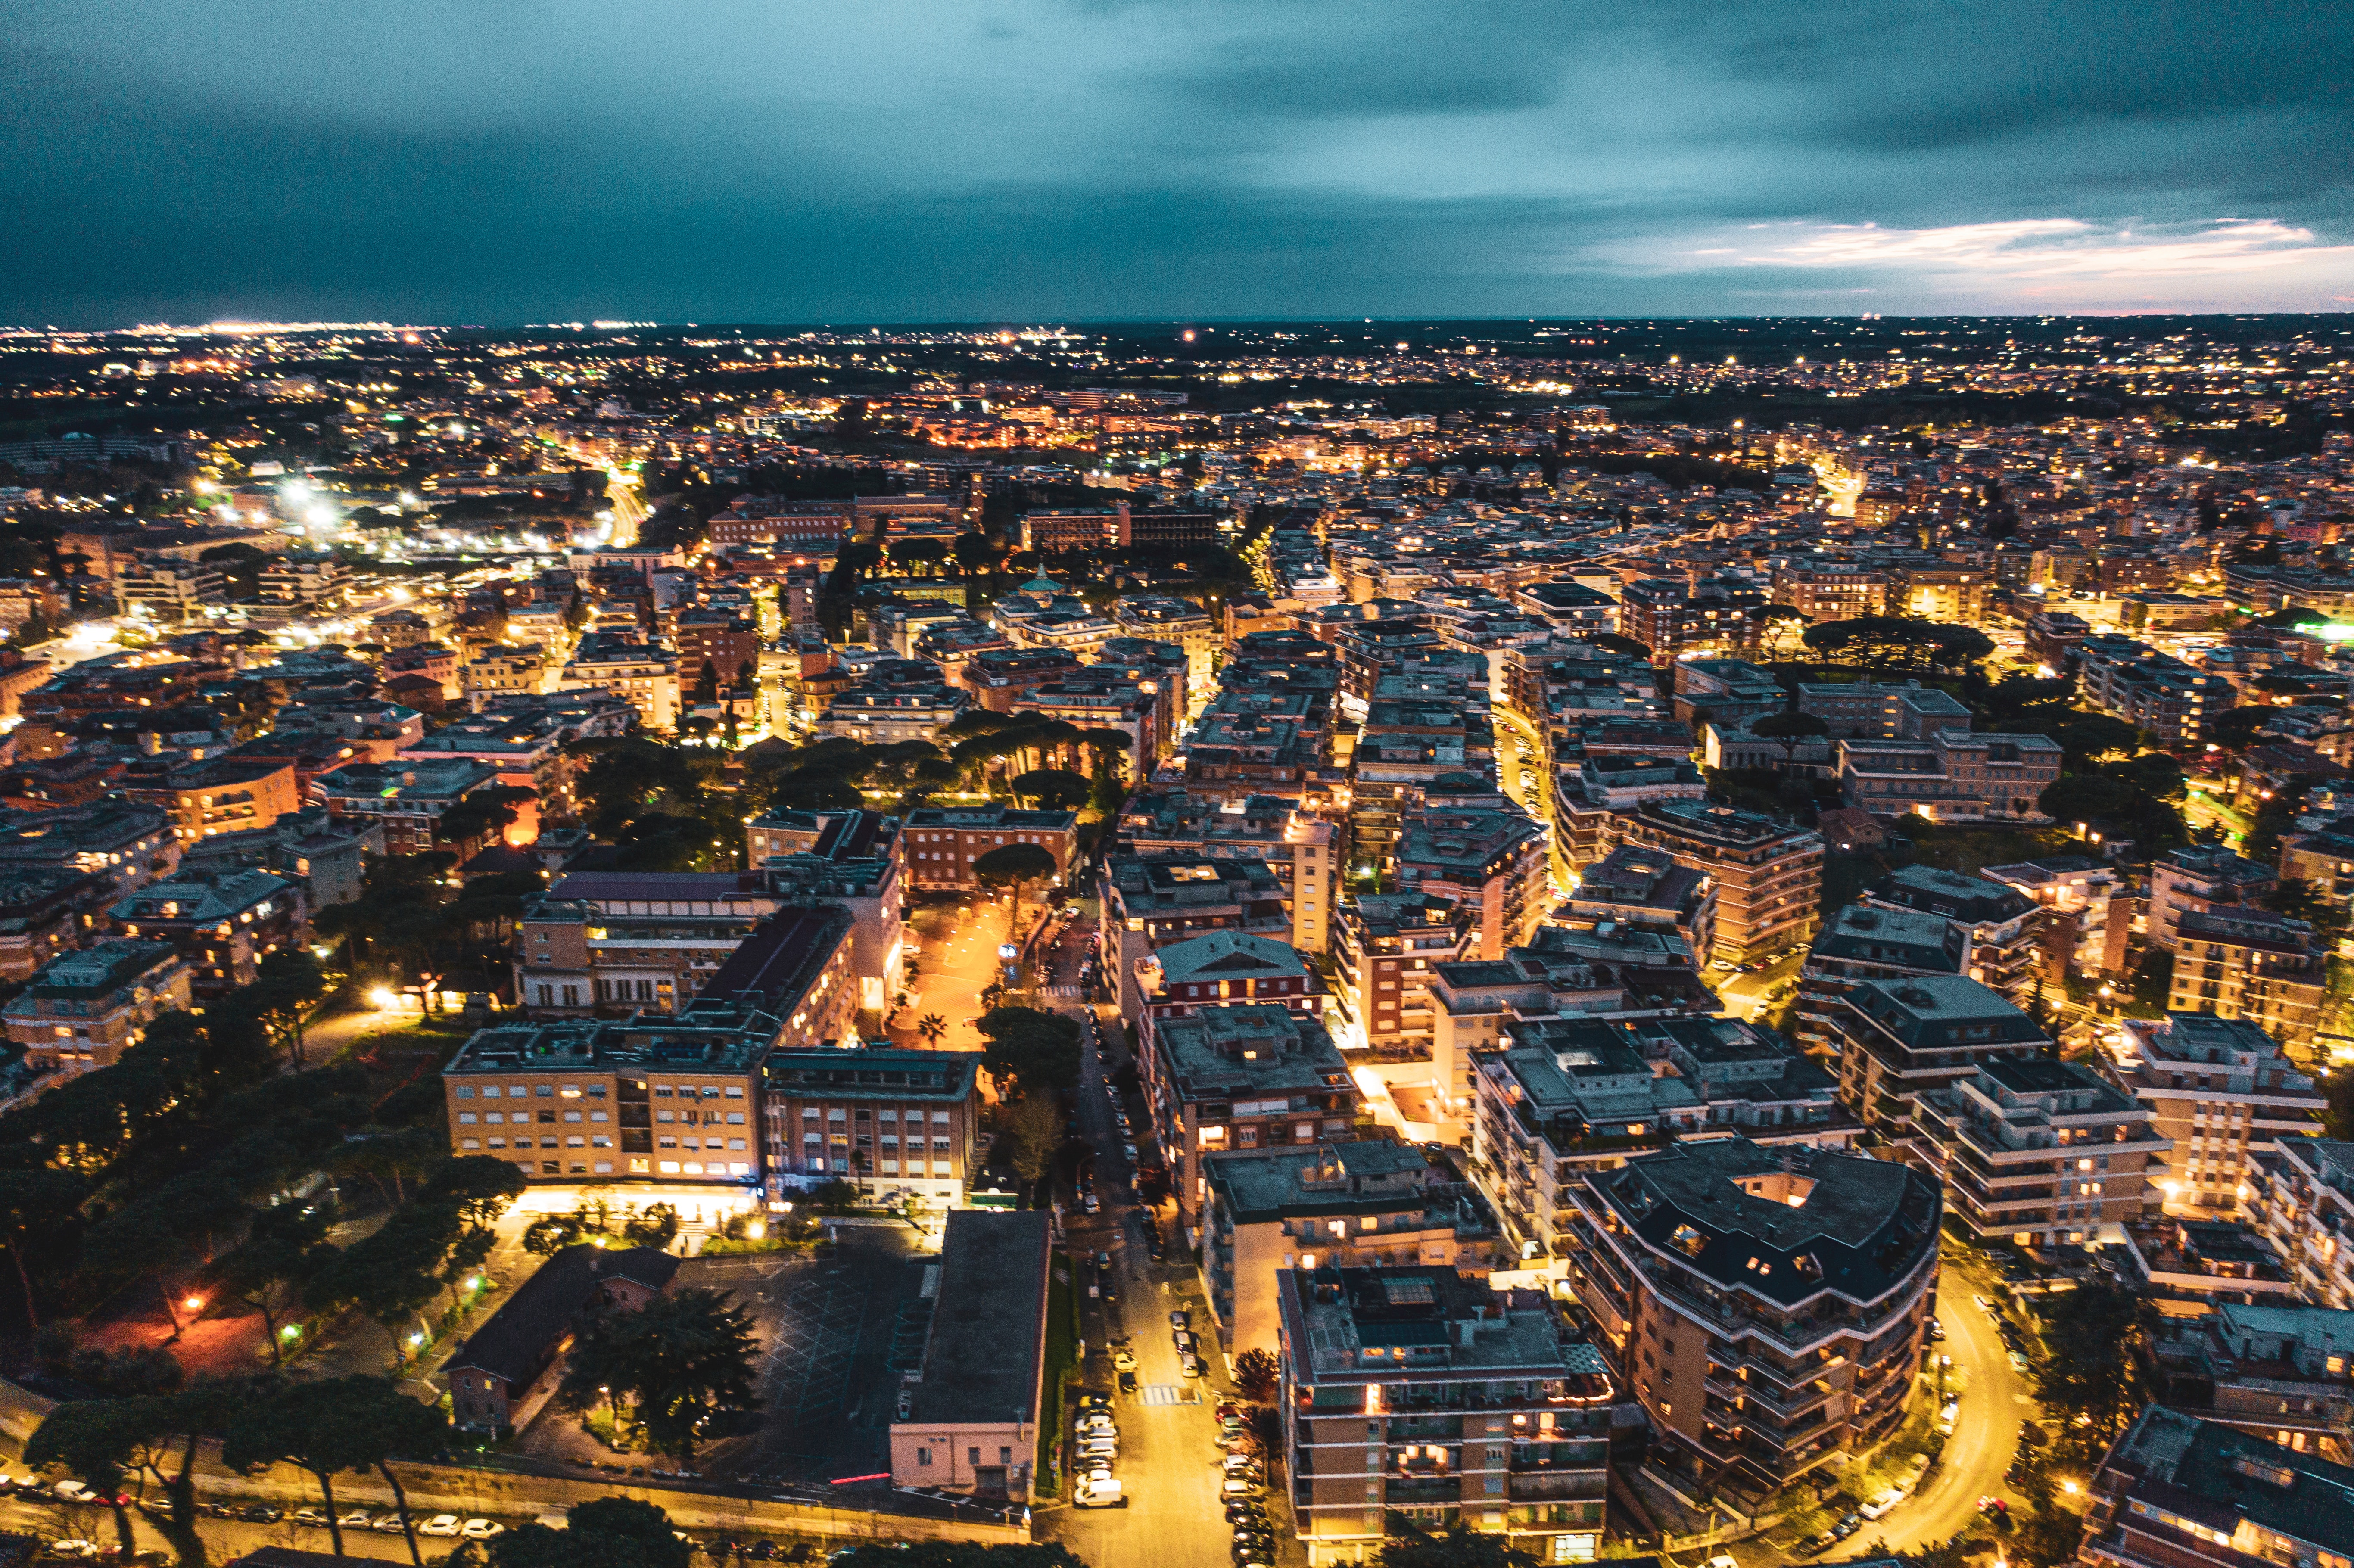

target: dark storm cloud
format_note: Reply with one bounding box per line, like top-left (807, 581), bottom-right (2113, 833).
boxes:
top-left (0, 0), bottom-right (2348, 323)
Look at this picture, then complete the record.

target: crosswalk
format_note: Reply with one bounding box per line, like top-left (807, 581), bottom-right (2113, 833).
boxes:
top-left (1137, 1384), bottom-right (1199, 1406)
top-left (1042, 985), bottom-right (1087, 998)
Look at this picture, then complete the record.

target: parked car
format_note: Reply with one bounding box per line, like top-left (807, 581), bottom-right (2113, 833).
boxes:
top-left (1112, 1349), bottom-right (1137, 1371)
top-left (240, 1505), bottom-right (284, 1524)
top-left (337, 1512), bottom-right (375, 1531)
top-left (50, 1482), bottom-right (90, 1503)
top-left (1170, 1311), bottom-right (1191, 1331)
top-left (1181, 1352), bottom-right (1205, 1378)
top-left (292, 1509), bottom-right (330, 1528)
top-left (1118, 1371), bottom-right (1139, 1395)
top-left (419, 1516), bottom-right (463, 1538)
top-left (462, 1520), bottom-right (507, 1540)
top-left (1173, 1330), bottom-right (1197, 1354)
top-left (2008, 1350), bottom-right (2031, 1372)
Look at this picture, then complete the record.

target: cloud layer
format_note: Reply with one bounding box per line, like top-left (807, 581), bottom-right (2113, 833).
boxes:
top-left (0, 0), bottom-right (2349, 323)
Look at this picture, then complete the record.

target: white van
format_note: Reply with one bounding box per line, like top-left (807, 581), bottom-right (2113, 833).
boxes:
top-left (1860, 1487), bottom-right (1905, 1520)
top-left (1074, 1478), bottom-right (1126, 1509)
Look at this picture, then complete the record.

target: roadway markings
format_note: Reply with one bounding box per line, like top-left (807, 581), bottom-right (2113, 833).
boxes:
top-left (1137, 1384), bottom-right (1199, 1406)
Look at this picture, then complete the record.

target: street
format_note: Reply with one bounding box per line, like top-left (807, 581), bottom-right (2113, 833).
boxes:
top-left (1716, 950), bottom-right (1805, 1023)
top-left (1863, 1261), bottom-right (2031, 1556)
top-left (1044, 1002), bottom-right (1255, 1568)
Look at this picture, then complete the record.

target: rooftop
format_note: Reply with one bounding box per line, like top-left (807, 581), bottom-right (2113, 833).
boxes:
top-left (905, 1210), bottom-right (1053, 1426)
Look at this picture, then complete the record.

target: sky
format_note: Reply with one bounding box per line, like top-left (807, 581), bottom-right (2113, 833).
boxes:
top-left (3, 0), bottom-right (2351, 326)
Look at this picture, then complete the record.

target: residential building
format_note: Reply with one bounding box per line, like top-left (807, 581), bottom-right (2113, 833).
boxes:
top-left (742, 809), bottom-right (906, 1014)
top-left (109, 867), bottom-right (304, 999)
top-left (1912, 1056), bottom-right (2170, 1248)
top-left (1393, 808), bottom-right (1550, 961)
top-left (1470, 1014), bottom-right (1849, 1260)
top-left (1859, 864), bottom-right (2045, 1003)
top-left (441, 1007), bottom-right (772, 1184)
top-left (1102, 852), bottom-right (1295, 1020)
top-left (176, 804), bottom-right (383, 911)
top-left (889, 1210), bottom-right (1053, 1503)
top-left (1794, 903), bottom-right (1973, 1057)
top-left (442, 1244), bottom-right (680, 1436)
top-left (2081, 1408), bottom-right (2354, 1568)
top-left (1199, 1140), bottom-right (1502, 1355)
top-left (816, 683), bottom-right (971, 745)
top-left (121, 756), bottom-right (303, 843)
top-left (559, 635), bottom-right (682, 731)
top-left (1557, 845), bottom-right (1716, 963)
top-left (1613, 800), bottom-right (1822, 964)
top-left (1828, 974), bottom-right (2053, 1144)
top-left (1560, 1138), bottom-right (1940, 1497)
top-left (1331, 890), bottom-right (1477, 1058)
top-left (1837, 725), bottom-right (2064, 823)
top-left (2165, 907), bottom-right (2330, 1055)
top-left (463, 643), bottom-right (551, 710)
top-left (2151, 845), bottom-right (2277, 952)
top-left (760, 1045), bottom-right (984, 1205)
top-left (2113, 1013), bottom-right (2326, 1217)
top-left (313, 757), bottom-right (505, 856)
top-left (1276, 1264), bottom-right (1610, 1566)
top-left (2144, 1300), bottom-right (2354, 1459)
top-left (901, 803), bottom-right (1079, 894)
top-left (2076, 634), bottom-right (2226, 750)
top-left (2246, 1139), bottom-right (2354, 1313)
top-left (1110, 595), bottom-right (1218, 710)
top-left (1114, 791), bottom-right (1340, 955)
top-left (0, 866), bottom-right (116, 978)
top-left (0, 939), bottom-right (191, 1084)
top-left (1140, 1002), bottom-right (1361, 1229)
top-left (1984, 854), bottom-right (2129, 976)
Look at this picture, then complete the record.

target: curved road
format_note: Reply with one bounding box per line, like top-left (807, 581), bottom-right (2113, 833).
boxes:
top-left (1854, 1251), bottom-right (2033, 1556)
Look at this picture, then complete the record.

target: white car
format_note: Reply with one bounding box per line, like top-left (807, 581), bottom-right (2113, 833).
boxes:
top-left (47, 1543), bottom-right (100, 1561)
top-left (337, 1511), bottom-right (375, 1530)
top-left (461, 1520), bottom-right (507, 1540)
top-left (50, 1481), bottom-right (90, 1502)
top-left (419, 1515), bottom-right (463, 1537)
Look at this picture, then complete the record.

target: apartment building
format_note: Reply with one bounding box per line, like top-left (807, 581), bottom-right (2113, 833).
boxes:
top-left (463, 643), bottom-right (551, 710)
top-left (2246, 1138), bottom-right (2354, 1312)
top-left (1837, 722), bottom-right (2064, 824)
top-left (442, 1009), bottom-right (769, 1184)
top-left (1859, 864), bottom-right (2044, 1002)
top-left (2081, 1408), bottom-right (2354, 1568)
top-left (1276, 1265), bottom-right (1610, 1566)
top-left (1561, 1138), bottom-right (1940, 1496)
top-left (742, 809), bottom-right (905, 1014)
top-left (1330, 891), bottom-right (1476, 1057)
top-left (1199, 1140), bottom-right (1502, 1355)
top-left (514, 870), bottom-right (782, 1016)
top-left (314, 757), bottom-right (506, 856)
top-left (2076, 633), bottom-right (2226, 750)
top-left (1109, 594), bottom-right (1217, 708)
top-left (1912, 1057), bottom-right (2170, 1248)
top-left (760, 1045), bottom-right (983, 1206)
top-left (2150, 844), bottom-right (2277, 951)
top-left (109, 867), bottom-right (303, 1000)
top-left (2113, 1014), bottom-right (2326, 1217)
top-left (1559, 845), bottom-right (1716, 961)
top-left (1140, 1002), bottom-right (1360, 1228)
top-left (1102, 852), bottom-right (1295, 1018)
top-left (0, 866), bottom-right (114, 979)
top-left (1, 939), bottom-right (191, 1083)
top-left (1794, 904), bottom-right (1973, 1057)
top-left (2143, 1300), bottom-right (2354, 1459)
top-left (1613, 799), bottom-right (1822, 964)
top-left (1829, 974), bottom-right (2053, 1144)
top-left (901, 803), bottom-right (1079, 894)
top-left (559, 634), bottom-right (682, 731)
top-left (2166, 906), bottom-right (2329, 1056)
top-left (1771, 560), bottom-right (1888, 623)
top-left (1351, 696), bottom-right (1495, 868)
top-left (816, 683), bottom-right (971, 745)
top-left (1114, 791), bottom-right (1340, 955)
top-left (120, 756), bottom-right (303, 843)
top-left (1392, 809), bottom-right (1550, 962)
top-left (1470, 1014), bottom-right (1850, 1260)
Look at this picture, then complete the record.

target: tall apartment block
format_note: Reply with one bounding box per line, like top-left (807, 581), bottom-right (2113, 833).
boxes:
top-left (1560, 1139), bottom-right (1941, 1497)
top-left (1912, 1057), bottom-right (2170, 1248)
top-left (1276, 1265), bottom-right (1613, 1566)
top-left (1613, 799), bottom-right (1822, 964)
top-left (2113, 1014), bottom-right (2325, 1217)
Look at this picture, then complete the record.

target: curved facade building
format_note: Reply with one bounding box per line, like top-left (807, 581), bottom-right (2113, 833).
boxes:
top-left (1561, 1136), bottom-right (1940, 1498)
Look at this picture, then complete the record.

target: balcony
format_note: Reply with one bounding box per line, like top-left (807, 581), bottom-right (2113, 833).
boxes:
top-left (1508, 1472), bottom-right (1606, 1503)
top-left (1384, 1476), bottom-right (1462, 1505)
top-left (1388, 1417), bottom-right (1463, 1441)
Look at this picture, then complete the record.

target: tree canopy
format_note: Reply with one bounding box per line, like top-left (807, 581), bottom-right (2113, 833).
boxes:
top-left (1802, 616), bottom-right (1995, 673)
top-left (974, 1007), bottom-right (1083, 1098)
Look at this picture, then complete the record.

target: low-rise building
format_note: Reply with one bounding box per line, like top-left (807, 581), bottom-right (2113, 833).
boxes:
top-left (1277, 1264), bottom-right (1610, 1566)
top-left (514, 871), bottom-right (782, 1017)
top-left (558, 635), bottom-right (682, 731)
top-left (890, 1210), bottom-right (1053, 1503)
top-left (1912, 1056), bottom-right (2170, 1248)
top-left (0, 939), bottom-right (190, 1086)
top-left (2081, 1408), bottom-right (2354, 1568)
top-left (901, 803), bottom-right (1080, 894)
top-left (2112, 1013), bottom-right (2326, 1218)
top-left (443, 1244), bottom-right (680, 1437)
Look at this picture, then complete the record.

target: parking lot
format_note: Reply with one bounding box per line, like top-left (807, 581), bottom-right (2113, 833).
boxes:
top-left (516, 1228), bottom-right (937, 1490)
